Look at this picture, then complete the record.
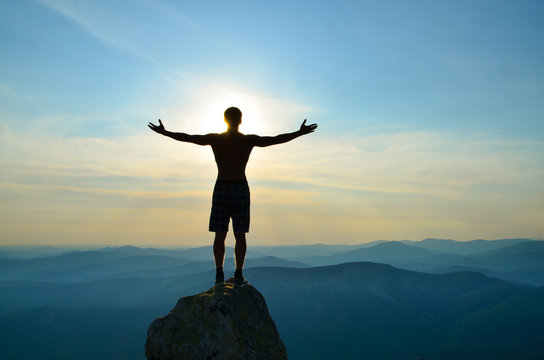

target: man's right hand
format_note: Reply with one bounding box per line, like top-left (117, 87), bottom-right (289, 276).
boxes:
top-left (299, 119), bottom-right (318, 135)
top-left (148, 119), bottom-right (166, 134)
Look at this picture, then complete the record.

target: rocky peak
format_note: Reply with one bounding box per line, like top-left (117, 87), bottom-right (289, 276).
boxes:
top-left (145, 279), bottom-right (287, 360)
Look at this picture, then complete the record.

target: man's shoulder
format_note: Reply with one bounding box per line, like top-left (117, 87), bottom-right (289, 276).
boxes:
top-left (203, 132), bottom-right (221, 141)
top-left (218, 132), bottom-right (261, 141)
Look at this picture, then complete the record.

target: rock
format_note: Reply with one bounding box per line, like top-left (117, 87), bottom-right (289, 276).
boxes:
top-left (145, 279), bottom-right (288, 360)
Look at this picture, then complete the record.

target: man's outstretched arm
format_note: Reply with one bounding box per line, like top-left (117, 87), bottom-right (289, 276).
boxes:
top-left (252, 120), bottom-right (318, 147)
top-left (148, 119), bottom-right (214, 146)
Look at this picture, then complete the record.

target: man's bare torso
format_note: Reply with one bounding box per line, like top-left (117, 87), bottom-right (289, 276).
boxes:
top-left (210, 132), bottom-right (255, 180)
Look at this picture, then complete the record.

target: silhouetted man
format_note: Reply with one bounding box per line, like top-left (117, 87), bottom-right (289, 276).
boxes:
top-left (149, 107), bottom-right (317, 287)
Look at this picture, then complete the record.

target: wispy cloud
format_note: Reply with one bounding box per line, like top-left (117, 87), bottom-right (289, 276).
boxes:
top-left (2, 118), bottom-right (543, 245)
top-left (250, 131), bottom-right (544, 199)
top-left (37, 0), bottom-right (203, 68)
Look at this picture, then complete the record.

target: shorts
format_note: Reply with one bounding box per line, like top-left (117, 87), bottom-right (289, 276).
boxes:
top-left (209, 179), bottom-right (250, 233)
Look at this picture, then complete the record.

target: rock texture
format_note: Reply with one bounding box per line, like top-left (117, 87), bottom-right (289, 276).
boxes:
top-left (145, 279), bottom-right (287, 360)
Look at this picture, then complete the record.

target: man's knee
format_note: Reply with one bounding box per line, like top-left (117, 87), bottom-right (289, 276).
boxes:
top-left (214, 232), bottom-right (227, 243)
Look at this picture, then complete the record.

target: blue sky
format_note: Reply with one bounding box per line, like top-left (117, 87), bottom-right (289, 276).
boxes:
top-left (1, 0), bottom-right (543, 246)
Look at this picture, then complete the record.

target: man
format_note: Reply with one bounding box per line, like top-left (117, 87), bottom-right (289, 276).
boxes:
top-left (148, 107), bottom-right (317, 287)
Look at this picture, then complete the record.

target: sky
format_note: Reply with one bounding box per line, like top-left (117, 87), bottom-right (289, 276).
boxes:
top-left (1, 0), bottom-right (543, 247)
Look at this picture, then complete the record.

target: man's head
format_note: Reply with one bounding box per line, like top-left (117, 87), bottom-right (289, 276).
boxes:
top-left (224, 107), bottom-right (242, 129)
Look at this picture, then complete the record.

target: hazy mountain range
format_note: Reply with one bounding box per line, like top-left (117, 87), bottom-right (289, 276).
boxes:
top-left (0, 238), bottom-right (542, 359)
top-left (1, 238), bottom-right (542, 285)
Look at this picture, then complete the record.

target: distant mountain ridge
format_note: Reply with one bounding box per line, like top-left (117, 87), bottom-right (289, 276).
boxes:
top-left (328, 241), bottom-right (441, 263)
top-left (1, 261), bottom-right (542, 359)
top-left (1, 239), bottom-right (542, 285)
top-left (0, 239), bottom-right (542, 359)
top-left (403, 238), bottom-right (534, 255)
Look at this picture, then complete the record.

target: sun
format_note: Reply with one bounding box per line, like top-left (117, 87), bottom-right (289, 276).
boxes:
top-left (195, 88), bottom-right (266, 135)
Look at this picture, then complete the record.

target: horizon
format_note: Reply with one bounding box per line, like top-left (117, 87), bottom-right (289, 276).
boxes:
top-left (1, 1), bottom-right (543, 247)
top-left (1, 237), bottom-right (541, 250)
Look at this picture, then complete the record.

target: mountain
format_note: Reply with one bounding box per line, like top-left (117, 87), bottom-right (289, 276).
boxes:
top-left (3, 255), bottom-right (304, 284)
top-left (100, 255), bottom-right (306, 281)
top-left (0, 246), bottom-right (87, 259)
top-left (420, 241), bottom-right (544, 286)
top-left (300, 240), bottom-right (544, 286)
top-left (0, 257), bottom-right (305, 314)
top-left (298, 241), bottom-right (443, 266)
top-left (251, 242), bottom-right (385, 259)
top-left (471, 240), bottom-right (544, 270)
top-left (0, 246), bottom-right (292, 283)
top-left (404, 238), bottom-right (534, 255)
top-left (0, 306), bottom-right (162, 360)
top-left (246, 263), bottom-right (543, 360)
top-left (173, 245), bottom-right (267, 261)
top-left (0, 274), bottom-right (210, 315)
top-left (0, 262), bottom-right (542, 359)
top-left (3, 240), bottom-right (542, 285)
top-left (0, 253), bottom-right (194, 283)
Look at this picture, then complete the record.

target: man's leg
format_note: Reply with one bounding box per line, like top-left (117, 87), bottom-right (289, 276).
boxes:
top-left (234, 232), bottom-right (248, 287)
top-left (234, 232), bottom-right (247, 270)
top-left (213, 232), bottom-right (227, 284)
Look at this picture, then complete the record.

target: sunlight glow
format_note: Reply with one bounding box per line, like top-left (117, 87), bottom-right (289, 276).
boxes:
top-left (190, 87), bottom-right (266, 135)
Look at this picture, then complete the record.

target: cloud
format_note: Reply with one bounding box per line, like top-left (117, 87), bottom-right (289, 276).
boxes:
top-left (249, 130), bottom-right (544, 200)
top-left (37, 0), bottom-right (203, 67)
top-left (2, 111), bottom-right (543, 245)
